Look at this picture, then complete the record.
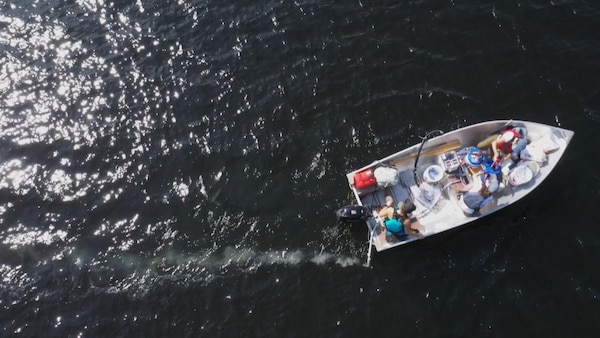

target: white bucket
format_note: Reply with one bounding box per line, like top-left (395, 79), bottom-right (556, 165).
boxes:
top-left (508, 165), bottom-right (534, 186)
top-left (423, 165), bottom-right (444, 184)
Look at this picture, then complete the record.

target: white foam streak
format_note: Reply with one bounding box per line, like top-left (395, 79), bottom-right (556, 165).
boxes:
top-left (46, 246), bottom-right (363, 297)
top-left (154, 246), bottom-right (362, 273)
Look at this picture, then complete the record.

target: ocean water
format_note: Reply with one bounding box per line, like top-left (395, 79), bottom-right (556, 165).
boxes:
top-left (1, 0), bottom-right (599, 337)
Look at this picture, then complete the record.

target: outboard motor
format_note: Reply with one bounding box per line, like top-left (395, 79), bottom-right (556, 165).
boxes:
top-left (335, 205), bottom-right (369, 224)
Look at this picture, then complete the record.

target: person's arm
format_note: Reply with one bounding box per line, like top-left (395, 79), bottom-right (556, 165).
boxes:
top-left (378, 207), bottom-right (392, 219)
top-left (491, 139), bottom-right (500, 159)
top-left (458, 181), bottom-right (474, 193)
top-left (403, 217), bottom-right (425, 239)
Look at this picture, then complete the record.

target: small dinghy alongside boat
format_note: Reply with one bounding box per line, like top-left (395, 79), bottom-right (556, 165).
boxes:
top-left (337, 120), bottom-right (574, 266)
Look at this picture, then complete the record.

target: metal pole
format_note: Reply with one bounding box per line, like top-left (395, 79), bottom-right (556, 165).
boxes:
top-left (365, 229), bottom-right (374, 267)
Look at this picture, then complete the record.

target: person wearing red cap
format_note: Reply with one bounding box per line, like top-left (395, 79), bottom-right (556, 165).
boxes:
top-left (491, 127), bottom-right (527, 162)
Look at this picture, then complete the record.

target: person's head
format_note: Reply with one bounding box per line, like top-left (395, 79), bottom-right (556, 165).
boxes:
top-left (499, 131), bottom-right (515, 144)
top-left (385, 196), bottom-right (394, 207)
top-left (400, 198), bottom-right (416, 215)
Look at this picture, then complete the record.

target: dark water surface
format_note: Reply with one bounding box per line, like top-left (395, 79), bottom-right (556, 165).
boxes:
top-left (1, 0), bottom-right (599, 336)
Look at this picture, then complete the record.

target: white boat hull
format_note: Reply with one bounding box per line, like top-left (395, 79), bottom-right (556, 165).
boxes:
top-left (344, 120), bottom-right (575, 253)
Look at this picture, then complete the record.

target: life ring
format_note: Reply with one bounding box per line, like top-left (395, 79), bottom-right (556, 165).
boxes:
top-left (466, 148), bottom-right (484, 166)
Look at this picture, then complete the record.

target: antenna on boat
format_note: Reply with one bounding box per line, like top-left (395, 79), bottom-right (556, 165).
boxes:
top-left (413, 130), bottom-right (444, 187)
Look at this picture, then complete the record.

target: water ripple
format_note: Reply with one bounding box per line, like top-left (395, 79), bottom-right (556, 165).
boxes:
top-left (1, 0), bottom-right (598, 336)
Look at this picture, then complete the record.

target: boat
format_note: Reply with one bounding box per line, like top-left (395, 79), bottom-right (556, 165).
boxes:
top-left (337, 120), bottom-right (574, 265)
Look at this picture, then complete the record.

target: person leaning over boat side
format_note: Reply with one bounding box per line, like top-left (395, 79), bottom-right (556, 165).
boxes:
top-left (491, 127), bottom-right (528, 162)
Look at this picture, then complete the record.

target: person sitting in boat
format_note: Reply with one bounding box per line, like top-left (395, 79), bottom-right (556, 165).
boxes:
top-left (397, 199), bottom-right (424, 239)
top-left (378, 196), bottom-right (423, 239)
top-left (378, 196), bottom-right (403, 235)
top-left (476, 126), bottom-right (528, 163)
top-left (457, 164), bottom-right (500, 215)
